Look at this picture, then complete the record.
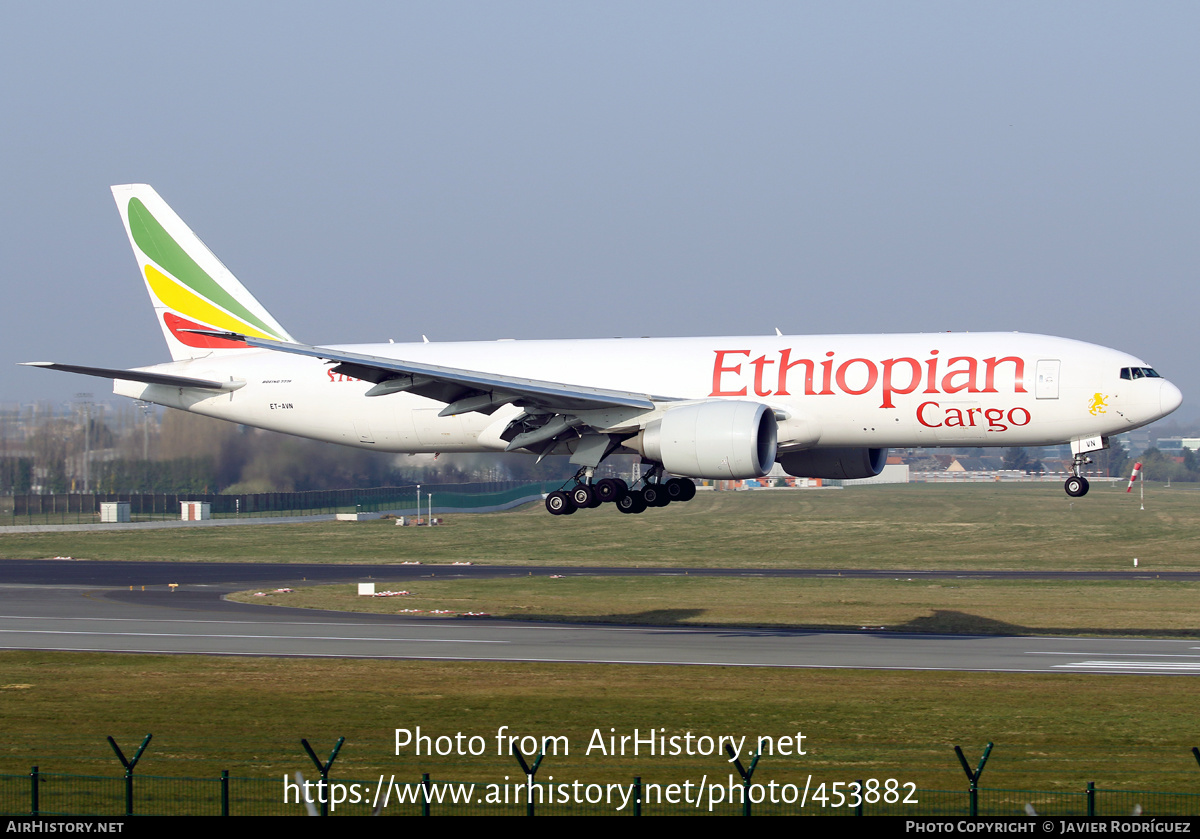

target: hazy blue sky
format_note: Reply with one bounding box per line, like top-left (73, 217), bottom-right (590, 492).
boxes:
top-left (4, 2), bottom-right (1198, 420)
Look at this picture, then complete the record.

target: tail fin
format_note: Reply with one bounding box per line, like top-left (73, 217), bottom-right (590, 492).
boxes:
top-left (111, 184), bottom-right (294, 361)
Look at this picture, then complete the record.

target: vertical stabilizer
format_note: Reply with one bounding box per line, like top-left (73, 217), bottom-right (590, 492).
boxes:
top-left (111, 184), bottom-right (294, 361)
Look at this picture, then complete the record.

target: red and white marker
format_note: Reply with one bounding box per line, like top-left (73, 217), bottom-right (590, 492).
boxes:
top-left (1127, 462), bottom-right (1142, 492)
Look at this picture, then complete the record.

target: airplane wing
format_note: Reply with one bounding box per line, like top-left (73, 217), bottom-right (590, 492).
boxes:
top-left (184, 330), bottom-right (671, 431)
top-left (19, 362), bottom-right (242, 391)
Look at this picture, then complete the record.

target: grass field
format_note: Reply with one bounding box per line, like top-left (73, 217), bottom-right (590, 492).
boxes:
top-left (1, 483), bottom-right (1198, 571)
top-left (3, 484), bottom-right (1199, 806)
top-left (229, 576), bottom-right (1200, 638)
top-left (3, 652), bottom-right (1199, 796)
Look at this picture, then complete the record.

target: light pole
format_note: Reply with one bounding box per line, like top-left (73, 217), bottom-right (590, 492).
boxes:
top-left (137, 401), bottom-right (152, 461)
top-left (75, 393), bottom-right (93, 493)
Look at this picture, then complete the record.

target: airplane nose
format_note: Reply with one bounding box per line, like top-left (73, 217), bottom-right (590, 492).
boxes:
top-left (1160, 380), bottom-right (1183, 417)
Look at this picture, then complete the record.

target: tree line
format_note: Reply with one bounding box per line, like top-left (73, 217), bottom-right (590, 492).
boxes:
top-left (1002, 439), bottom-right (1200, 483)
top-left (0, 403), bottom-right (578, 495)
top-left (2, 401), bottom-right (1192, 495)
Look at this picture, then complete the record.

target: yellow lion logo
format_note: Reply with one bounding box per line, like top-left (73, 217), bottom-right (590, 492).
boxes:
top-left (1088, 393), bottom-right (1108, 416)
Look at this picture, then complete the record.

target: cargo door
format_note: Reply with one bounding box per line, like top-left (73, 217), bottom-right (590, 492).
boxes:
top-left (1035, 360), bottom-right (1060, 399)
top-left (414, 408), bottom-right (464, 448)
top-left (353, 419), bottom-right (374, 444)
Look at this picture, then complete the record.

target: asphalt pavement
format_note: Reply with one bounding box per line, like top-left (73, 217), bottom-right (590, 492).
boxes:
top-left (0, 560), bottom-right (1196, 675)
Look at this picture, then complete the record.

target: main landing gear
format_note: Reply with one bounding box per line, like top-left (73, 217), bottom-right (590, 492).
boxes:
top-left (1064, 453), bottom-right (1091, 498)
top-left (545, 474), bottom-right (629, 516)
top-left (545, 467), bottom-right (698, 516)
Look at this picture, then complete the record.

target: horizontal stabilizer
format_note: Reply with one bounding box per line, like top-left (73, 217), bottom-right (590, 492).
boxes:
top-left (20, 362), bottom-right (243, 391)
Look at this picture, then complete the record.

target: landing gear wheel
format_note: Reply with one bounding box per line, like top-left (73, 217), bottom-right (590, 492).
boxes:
top-left (616, 490), bottom-right (647, 514)
top-left (570, 484), bottom-right (596, 508)
top-left (545, 491), bottom-right (575, 515)
top-left (642, 484), bottom-right (670, 507)
top-left (594, 478), bottom-right (626, 504)
top-left (665, 478), bottom-right (696, 502)
top-left (1064, 476), bottom-right (1090, 498)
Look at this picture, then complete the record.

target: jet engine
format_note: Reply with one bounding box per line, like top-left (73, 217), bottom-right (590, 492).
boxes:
top-left (637, 400), bottom-right (778, 479)
top-left (777, 447), bottom-right (888, 480)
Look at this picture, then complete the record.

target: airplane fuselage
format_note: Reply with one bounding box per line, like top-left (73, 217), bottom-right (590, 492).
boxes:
top-left (114, 331), bottom-right (1176, 455)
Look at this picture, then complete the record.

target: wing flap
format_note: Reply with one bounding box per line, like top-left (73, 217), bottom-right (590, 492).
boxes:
top-left (190, 332), bottom-right (666, 412)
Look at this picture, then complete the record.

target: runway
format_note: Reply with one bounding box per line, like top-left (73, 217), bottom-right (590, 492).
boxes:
top-left (1, 560), bottom-right (1197, 675)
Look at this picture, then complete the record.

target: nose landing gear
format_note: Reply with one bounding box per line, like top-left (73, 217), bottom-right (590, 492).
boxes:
top-left (1064, 475), bottom-right (1090, 497)
top-left (1064, 452), bottom-right (1092, 497)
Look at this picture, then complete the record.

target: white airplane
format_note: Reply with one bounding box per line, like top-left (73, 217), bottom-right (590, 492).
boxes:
top-left (23, 184), bottom-right (1182, 515)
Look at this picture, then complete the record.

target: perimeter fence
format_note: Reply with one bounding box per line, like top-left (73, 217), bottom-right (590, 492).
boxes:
top-left (3, 770), bottom-right (1200, 817)
top-left (5, 735), bottom-right (1200, 817)
top-left (0, 481), bottom-right (563, 526)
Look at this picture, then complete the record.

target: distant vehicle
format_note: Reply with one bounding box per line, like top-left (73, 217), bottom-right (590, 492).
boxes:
top-left (23, 185), bottom-right (1182, 515)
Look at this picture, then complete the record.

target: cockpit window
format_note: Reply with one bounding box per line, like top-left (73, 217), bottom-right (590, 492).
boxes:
top-left (1120, 367), bottom-right (1161, 380)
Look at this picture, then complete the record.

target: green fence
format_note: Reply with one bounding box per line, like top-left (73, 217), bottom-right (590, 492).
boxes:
top-left (1094, 788), bottom-right (1200, 817)
top-left (1, 481), bottom-right (562, 525)
top-left (3, 771), bottom-right (1197, 816)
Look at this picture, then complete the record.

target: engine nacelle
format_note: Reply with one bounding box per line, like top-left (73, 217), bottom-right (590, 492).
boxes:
top-left (778, 447), bottom-right (888, 480)
top-left (641, 400), bottom-right (778, 479)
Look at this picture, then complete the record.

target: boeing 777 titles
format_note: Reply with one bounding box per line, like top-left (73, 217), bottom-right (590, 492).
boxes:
top-left (22, 185), bottom-right (1183, 515)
